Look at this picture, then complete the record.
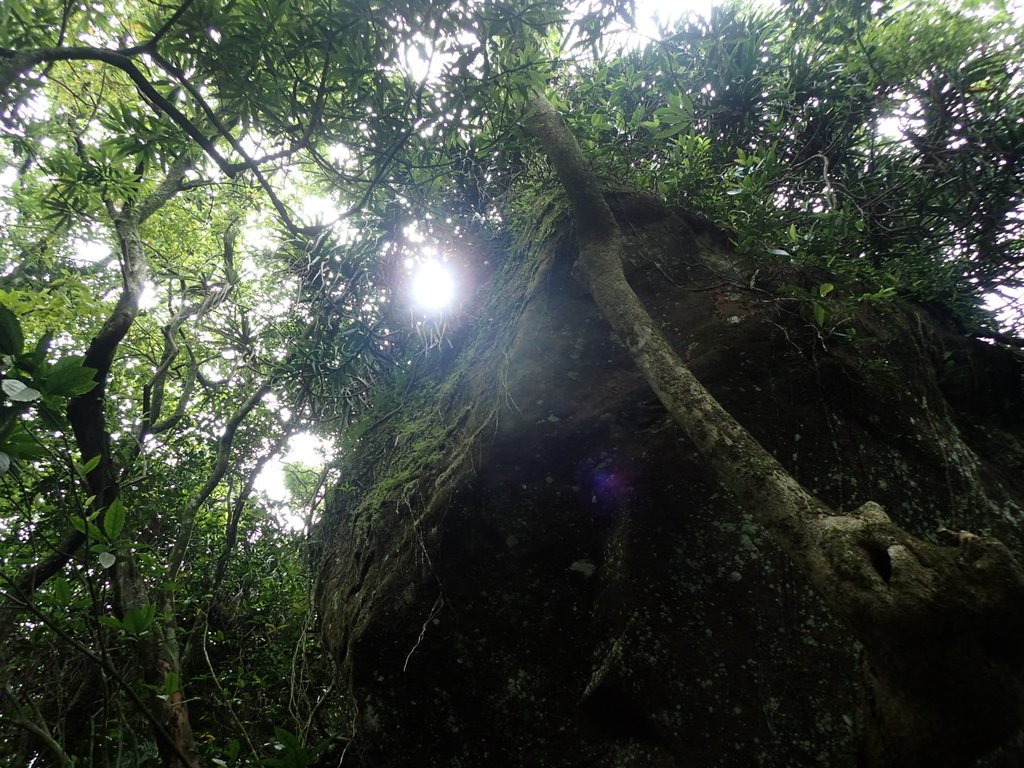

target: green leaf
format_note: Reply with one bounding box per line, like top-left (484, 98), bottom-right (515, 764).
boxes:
top-left (163, 670), bottom-right (180, 695)
top-left (650, 123), bottom-right (689, 140)
top-left (79, 454), bottom-right (102, 476)
top-left (628, 105), bottom-right (644, 128)
top-left (71, 515), bottom-right (104, 540)
top-left (818, 283), bottom-right (835, 298)
top-left (123, 603), bottom-right (156, 635)
top-left (2, 379), bottom-right (41, 402)
top-left (813, 303), bottom-right (827, 327)
top-left (24, 332), bottom-right (53, 372)
top-left (51, 577), bottom-right (72, 605)
top-left (273, 727), bottom-right (302, 750)
top-left (98, 615), bottom-right (123, 631)
top-left (104, 498), bottom-right (127, 540)
top-left (2, 424), bottom-right (47, 460)
top-left (40, 356), bottom-right (98, 397)
top-left (0, 306), bottom-right (23, 357)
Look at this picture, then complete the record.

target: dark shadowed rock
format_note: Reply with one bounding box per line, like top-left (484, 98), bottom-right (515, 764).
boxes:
top-left (315, 202), bottom-right (1024, 768)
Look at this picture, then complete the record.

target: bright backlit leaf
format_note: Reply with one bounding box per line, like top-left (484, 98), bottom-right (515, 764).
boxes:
top-left (2, 379), bottom-right (41, 402)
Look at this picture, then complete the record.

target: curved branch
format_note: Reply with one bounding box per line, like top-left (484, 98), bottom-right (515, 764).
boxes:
top-left (1, 46), bottom-right (236, 176)
top-left (149, 364), bottom-right (197, 435)
top-left (68, 158), bottom-right (190, 498)
top-left (524, 90), bottom-right (829, 561)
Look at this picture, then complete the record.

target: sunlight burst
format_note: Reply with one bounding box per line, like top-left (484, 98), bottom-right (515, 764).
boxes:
top-left (411, 260), bottom-right (455, 310)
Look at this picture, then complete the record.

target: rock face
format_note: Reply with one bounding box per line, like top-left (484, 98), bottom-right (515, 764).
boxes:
top-left (315, 200), bottom-right (1024, 767)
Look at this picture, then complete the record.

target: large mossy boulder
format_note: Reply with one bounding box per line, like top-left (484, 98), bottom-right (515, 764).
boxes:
top-left (315, 197), bottom-right (1024, 767)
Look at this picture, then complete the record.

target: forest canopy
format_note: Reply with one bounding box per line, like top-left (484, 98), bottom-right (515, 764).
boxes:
top-left (1, 0), bottom-right (1023, 765)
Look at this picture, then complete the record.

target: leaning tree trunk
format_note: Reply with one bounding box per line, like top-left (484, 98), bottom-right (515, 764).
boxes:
top-left (523, 89), bottom-right (1024, 767)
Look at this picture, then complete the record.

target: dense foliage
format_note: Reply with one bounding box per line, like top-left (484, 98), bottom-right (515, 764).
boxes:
top-left (1, 0), bottom-right (1022, 764)
top-left (549, 1), bottom-right (1024, 334)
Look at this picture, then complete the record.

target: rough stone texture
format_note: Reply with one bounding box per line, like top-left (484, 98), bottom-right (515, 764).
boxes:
top-left (315, 203), bottom-right (1024, 767)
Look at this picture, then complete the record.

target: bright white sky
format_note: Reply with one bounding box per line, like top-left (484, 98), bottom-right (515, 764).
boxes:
top-left (635, 0), bottom-right (714, 37)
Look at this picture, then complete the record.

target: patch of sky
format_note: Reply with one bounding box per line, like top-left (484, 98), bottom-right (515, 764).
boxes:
top-left (256, 431), bottom-right (334, 530)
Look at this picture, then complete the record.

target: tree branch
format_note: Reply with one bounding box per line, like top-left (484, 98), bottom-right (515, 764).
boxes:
top-left (524, 89), bottom-right (830, 559)
top-left (6, 158), bottom-right (191, 607)
top-left (3, 683), bottom-right (74, 768)
top-left (1, 46), bottom-right (236, 176)
top-left (130, 0), bottom-right (197, 54)
top-left (145, 49), bottom-right (324, 236)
